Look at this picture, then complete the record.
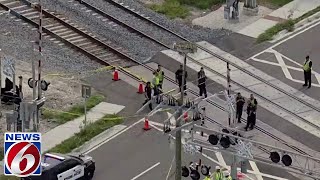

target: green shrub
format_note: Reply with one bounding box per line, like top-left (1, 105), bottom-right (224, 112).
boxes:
top-left (150, 0), bottom-right (190, 19)
top-left (178, 0), bottom-right (224, 9)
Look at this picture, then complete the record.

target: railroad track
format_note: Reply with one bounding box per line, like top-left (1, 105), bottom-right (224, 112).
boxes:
top-left (65, 0), bottom-right (320, 131)
top-left (61, 0), bottom-right (320, 156)
top-left (1, 0), bottom-right (317, 160)
top-left (0, 0), bottom-right (136, 67)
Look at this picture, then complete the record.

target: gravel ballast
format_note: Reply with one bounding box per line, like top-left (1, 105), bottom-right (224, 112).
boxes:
top-left (34, 0), bottom-right (165, 62)
top-left (30, 0), bottom-right (231, 63)
top-left (0, 12), bottom-right (101, 74)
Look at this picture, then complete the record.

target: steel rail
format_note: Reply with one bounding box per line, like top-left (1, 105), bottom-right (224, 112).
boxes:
top-left (100, 0), bottom-right (320, 129)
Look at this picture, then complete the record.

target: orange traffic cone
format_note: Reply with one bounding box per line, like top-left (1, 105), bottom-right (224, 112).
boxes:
top-left (112, 69), bottom-right (120, 81)
top-left (143, 117), bottom-right (151, 130)
top-left (137, 82), bottom-right (144, 94)
top-left (183, 112), bottom-right (188, 122)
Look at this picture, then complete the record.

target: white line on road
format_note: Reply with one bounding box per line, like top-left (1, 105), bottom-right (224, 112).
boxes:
top-left (249, 161), bottom-right (264, 180)
top-left (85, 118), bottom-right (144, 154)
top-left (248, 20), bottom-right (320, 60)
top-left (131, 162), bottom-right (161, 180)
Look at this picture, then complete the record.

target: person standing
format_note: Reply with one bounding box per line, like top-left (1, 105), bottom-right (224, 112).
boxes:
top-left (152, 71), bottom-right (160, 96)
top-left (236, 92), bottom-right (245, 123)
top-left (157, 64), bottom-right (164, 90)
top-left (245, 94), bottom-right (257, 131)
top-left (223, 171), bottom-right (232, 180)
top-left (143, 82), bottom-right (153, 110)
top-left (175, 64), bottom-right (188, 95)
top-left (303, 55), bottom-right (312, 88)
top-left (212, 166), bottom-right (223, 180)
top-left (198, 67), bottom-right (207, 98)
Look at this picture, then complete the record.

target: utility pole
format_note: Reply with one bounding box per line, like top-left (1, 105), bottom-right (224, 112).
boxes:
top-left (173, 42), bottom-right (197, 180)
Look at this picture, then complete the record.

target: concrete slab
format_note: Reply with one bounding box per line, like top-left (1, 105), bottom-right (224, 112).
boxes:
top-left (197, 41), bottom-right (251, 69)
top-left (192, 2), bottom-right (272, 32)
top-left (238, 19), bottom-right (278, 38)
top-left (272, 96), bottom-right (312, 114)
top-left (269, 0), bottom-right (320, 20)
top-left (245, 83), bottom-right (284, 100)
top-left (42, 102), bottom-right (125, 152)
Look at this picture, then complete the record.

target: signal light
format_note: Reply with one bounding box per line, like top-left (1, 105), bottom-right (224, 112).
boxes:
top-left (190, 170), bottom-right (200, 180)
top-left (282, 154), bottom-right (292, 166)
top-left (200, 165), bottom-right (211, 176)
top-left (270, 152), bottom-right (280, 163)
top-left (182, 166), bottom-right (189, 177)
top-left (208, 134), bottom-right (219, 145)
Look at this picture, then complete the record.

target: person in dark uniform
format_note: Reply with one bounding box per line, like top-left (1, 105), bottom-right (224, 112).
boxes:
top-left (245, 94), bottom-right (257, 131)
top-left (143, 82), bottom-right (153, 110)
top-left (235, 92), bottom-right (245, 123)
top-left (303, 55), bottom-right (312, 88)
top-left (198, 67), bottom-right (207, 98)
top-left (175, 64), bottom-right (188, 95)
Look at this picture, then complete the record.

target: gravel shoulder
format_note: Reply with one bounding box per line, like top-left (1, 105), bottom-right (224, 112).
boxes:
top-left (0, 12), bottom-right (102, 148)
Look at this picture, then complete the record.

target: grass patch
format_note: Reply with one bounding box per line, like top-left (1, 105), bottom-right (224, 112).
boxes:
top-left (258, 0), bottom-right (293, 8)
top-left (0, 147), bottom-right (3, 161)
top-left (257, 19), bottom-right (294, 42)
top-left (42, 94), bottom-right (104, 124)
top-left (0, 114), bottom-right (123, 180)
top-left (178, 0), bottom-right (224, 9)
top-left (150, 0), bottom-right (190, 19)
top-left (48, 114), bottom-right (123, 154)
top-left (0, 176), bottom-right (19, 180)
top-left (257, 5), bottom-right (320, 43)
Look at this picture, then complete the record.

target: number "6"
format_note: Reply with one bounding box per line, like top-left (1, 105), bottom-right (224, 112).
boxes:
top-left (9, 144), bottom-right (36, 174)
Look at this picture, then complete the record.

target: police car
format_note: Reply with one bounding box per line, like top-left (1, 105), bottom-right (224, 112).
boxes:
top-left (22, 152), bottom-right (95, 180)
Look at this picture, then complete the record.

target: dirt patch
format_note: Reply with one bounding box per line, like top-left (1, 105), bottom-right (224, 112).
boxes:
top-left (0, 59), bottom-right (85, 149)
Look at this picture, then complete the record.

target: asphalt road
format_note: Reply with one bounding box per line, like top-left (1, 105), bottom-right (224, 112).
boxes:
top-left (248, 22), bottom-right (320, 99)
top-left (88, 120), bottom-right (221, 180)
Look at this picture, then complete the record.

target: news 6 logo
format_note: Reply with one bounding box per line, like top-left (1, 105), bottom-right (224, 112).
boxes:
top-left (4, 132), bottom-right (41, 177)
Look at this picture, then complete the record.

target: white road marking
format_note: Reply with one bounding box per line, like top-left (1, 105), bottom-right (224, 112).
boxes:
top-left (249, 20), bottom-right (320, 60)
top-left (251, 49), bottom-right (320, 87)
top-left (130, 162), bottom-right (160, 180)
top-left (249, 161), bottom-right (264, 180)
top-left (85, 118), bottom-right (144, 154)
top-left (150, 121), bottom-right (290, 180)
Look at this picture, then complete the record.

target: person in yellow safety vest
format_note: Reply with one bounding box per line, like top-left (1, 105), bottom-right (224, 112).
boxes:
top-left (152, 71), bottom-right (160, 96)
top-left (303, 55), bottom-right (312, 88)
top-left (245, 94), bottom-right (257, 131)
top-left (157, 64), bottom-right (164, 90)
top-left (203, 174), bottom-right (211, 180)
top-left (223, 171), bottom-right (232, 180)
top-left (212, 166), bottom-right (223, 180)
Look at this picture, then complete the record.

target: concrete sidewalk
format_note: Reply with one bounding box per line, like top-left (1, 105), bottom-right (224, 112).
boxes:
top-left (42, 102), bottom-right (125, 152)
top-left (238, 0), bottom-right (320, 38)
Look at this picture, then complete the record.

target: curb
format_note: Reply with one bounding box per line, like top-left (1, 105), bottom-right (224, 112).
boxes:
top-left (270, 11), bottom-right (320, 43)
top-left (72, 124), bottom-right (127, 154)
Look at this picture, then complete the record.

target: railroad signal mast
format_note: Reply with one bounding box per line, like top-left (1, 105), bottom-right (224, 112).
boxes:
top-left (187, 125), bottom-right (320, 179)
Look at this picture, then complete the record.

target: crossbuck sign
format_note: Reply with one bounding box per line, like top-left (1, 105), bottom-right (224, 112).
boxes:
top-left (173, 42), bottom-right (197, 54)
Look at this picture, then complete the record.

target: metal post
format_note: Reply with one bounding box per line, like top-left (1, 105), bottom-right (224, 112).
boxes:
top-left (84, 96), bottom-right (87, 127)
top-left (227, 62), bottom-right (231, 126)
top-left (227, 62), bottom-right (237, 179)
top-left (175, 54), bottom-right (186, 180)
top-left (35, 0), bottom-right (43, 132)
